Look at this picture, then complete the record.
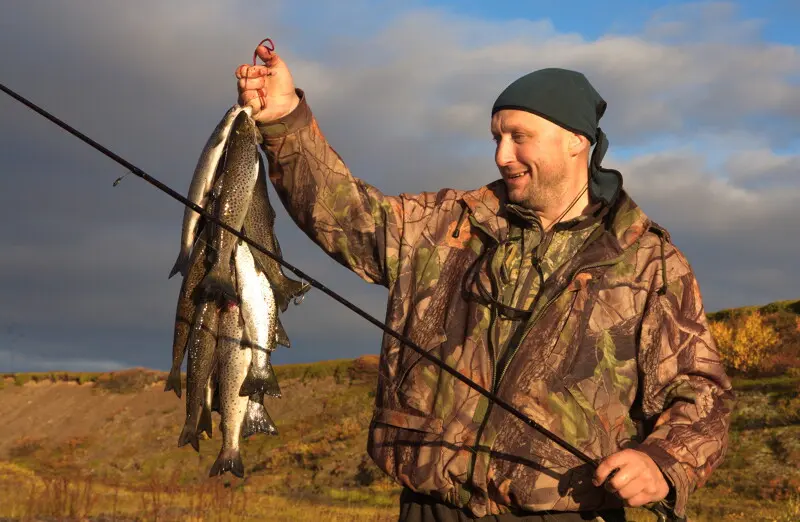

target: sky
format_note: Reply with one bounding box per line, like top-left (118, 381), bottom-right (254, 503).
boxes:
top-left (0, 0), bottom-right (798, 373)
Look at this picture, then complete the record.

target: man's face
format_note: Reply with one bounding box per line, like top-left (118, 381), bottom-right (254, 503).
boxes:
top-left (490, 109), bottom-right (572, 210)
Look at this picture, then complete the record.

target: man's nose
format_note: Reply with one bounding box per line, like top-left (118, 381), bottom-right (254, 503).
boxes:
top-left (495, 140), bottom-right (514, 166)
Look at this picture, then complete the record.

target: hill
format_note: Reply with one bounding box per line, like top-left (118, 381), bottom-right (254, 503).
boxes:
top-left (1, 299), bottom-right (799, 521)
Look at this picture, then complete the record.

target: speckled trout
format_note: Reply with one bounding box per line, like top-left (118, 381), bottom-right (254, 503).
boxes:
top-left (169, 105), bottom-right (246, 279)
top-left (234, 241), bottom-right (278, 397)
top-left (200, 109), bottom-right (259, 301)
top-left (165, 235), bottom-right (209, 398)
top-left (243, 155), bottom-right (310, 312)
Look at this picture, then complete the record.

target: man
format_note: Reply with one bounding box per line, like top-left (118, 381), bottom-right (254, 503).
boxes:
top-left (235, 45), bottom-right (733, 521)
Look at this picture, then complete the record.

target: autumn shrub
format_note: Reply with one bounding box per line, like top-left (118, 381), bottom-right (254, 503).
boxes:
top-left (710, 311), bottom-right (780, 374)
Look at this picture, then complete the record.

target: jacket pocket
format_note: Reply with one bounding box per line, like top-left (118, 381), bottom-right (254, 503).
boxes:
top-left (372, 407), bottom-right (445, 434)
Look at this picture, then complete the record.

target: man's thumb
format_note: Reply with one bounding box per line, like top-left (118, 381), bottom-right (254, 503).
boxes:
top-left (255, 45), bottom-right (281, 66)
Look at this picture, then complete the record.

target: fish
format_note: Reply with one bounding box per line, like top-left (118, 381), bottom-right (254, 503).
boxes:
top-left (275, 318), bottom-right (290, 348)
top-left (200, 109), bottom-right (260, 301)
top-left (198, 367), bottom-right (216, 440)
top-left (210, 295), bottom-right (251, 478)
top-left (241, 390), bottom-right (279, 439)
top-left (243, 155), bottom-right (310, 312)
top-left (165, 236), bottom-right (209, 398)
top-left (169, 105), bottom-right (246, 279)
top-left (177, 295), bottom-right (220, 453)
top-left (234, 241), bottom-right (278, 397)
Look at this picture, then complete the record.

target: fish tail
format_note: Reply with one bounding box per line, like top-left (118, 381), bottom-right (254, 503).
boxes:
top-left (209, 449), bottom-right (245, 478)
top-left (241, 400), bottom-right (278, 439)
top-left (163, 366), bottom-right (183, 398)
top-left (177, 422), bottom-right (200, 453)
top-left (168, 251), bottom-right (190, 279)
top-left (239, 365), bottom-right (269, 397)
top-left (200, 267), bottom-right (237, 301)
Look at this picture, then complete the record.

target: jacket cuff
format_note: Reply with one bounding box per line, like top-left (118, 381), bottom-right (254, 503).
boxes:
top-left (256, 88), bottom-right (312, 139)
top-left (636, 441), bottom-right (690, 518)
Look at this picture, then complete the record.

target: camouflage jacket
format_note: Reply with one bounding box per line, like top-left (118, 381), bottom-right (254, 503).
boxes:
top-left (259, 90), bottom-right (734, 519)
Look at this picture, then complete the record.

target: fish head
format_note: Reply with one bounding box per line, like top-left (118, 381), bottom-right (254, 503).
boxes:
top-left (230, 110), bottom-right (258, 142)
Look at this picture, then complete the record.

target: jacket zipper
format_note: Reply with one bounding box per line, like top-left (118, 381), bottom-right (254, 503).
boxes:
top-left (493, 254), bottom-right (626, 392)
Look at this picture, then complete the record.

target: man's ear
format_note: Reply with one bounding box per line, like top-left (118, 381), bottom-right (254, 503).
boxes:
top-left (568, 133), bottom-right (589, 157)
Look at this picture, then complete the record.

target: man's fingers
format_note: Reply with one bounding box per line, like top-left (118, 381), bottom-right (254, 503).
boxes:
top-left (235, 64), bottom-right (270, 80)
top-left (616, 479), bottom-right (645, 501)
top-left (238, 76), bottom-right (267, 91)
top-left (594, 452), bottom-right (627, 486)
top-left (239, 89), bottom-right (267, 110)
top-left (255, 46), bottom-right (280, 64)
top-left (626, 491), bottom-right (655, 508)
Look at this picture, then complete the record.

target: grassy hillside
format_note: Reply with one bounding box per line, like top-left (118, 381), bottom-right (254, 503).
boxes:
top-left (1, 299), bottom-right (799, 521)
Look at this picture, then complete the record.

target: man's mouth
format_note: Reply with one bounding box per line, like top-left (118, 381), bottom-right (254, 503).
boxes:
top-left (505, 171), bottom-right (529, 180)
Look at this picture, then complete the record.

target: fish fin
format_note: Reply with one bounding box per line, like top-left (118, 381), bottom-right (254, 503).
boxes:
top-left (168, 251), bottom-right (190, 279)
top-left (198, 404), bottom-right (213, 440)
top-left (164, 366), bottom-right (182, 399)
top-left (240, 354), bottom-right (281, 398)
top-left (263, 359), bottom-right (281, 398)
top-left (178, 423), bottom-right (200, 453)
top-left (241, 398), bottom-right (278, 439)
top-left (200, 268), bottom-right (237, 302)
top-left (209, 449), bottom-right (245, 478)
top-left (275, 318), bottom-right (290, 348)
top-left (274, 279), bottom-right (311, 312)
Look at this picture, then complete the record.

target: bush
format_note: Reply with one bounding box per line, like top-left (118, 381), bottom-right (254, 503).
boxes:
top-left (710, 311), bottom-right (780, 373)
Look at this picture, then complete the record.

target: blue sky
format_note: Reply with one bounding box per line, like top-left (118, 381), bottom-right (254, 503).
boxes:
top-left (1, 0), bottom-right (798, 372)
top-left (424, 0), bottom-right (800, 43)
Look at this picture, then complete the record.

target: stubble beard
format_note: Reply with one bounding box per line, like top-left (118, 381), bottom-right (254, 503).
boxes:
top-left (507, 166), bottom-right (569, 211)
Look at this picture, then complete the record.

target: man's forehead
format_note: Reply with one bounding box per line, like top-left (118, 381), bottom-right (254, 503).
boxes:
top-left (490, 109), bottom-right (556, 132)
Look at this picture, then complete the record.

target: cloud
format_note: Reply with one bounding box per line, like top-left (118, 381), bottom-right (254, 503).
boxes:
top-left (0, 1), bottom-right (798, 371)
top-left (608, 144), bottom-right (800, 310)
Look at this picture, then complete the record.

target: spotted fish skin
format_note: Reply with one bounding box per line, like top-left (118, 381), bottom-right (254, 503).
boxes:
top-left (234, 242), bottom-right (278, 397)
top-left (169, 105), bottom-right (245, 279)
top-left (201, 109), bottom-right (259, 301)
top-left (210, 296), bottom-right (251, 478)
top-left (243, 155), bottom-right (310, 311)
top-left (165, 237), bottom-right (209, 398)
top-left (177, 295), bottom-right (220, 453)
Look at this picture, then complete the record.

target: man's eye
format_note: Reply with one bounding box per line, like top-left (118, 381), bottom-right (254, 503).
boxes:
top-left (512, 134), bottom-right (527, 142)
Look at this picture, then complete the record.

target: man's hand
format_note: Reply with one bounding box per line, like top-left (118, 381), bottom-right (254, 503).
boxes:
top-left (235, 45), bottom-right (300, 124)
top-left (593, 449), bottom-right (670, 508)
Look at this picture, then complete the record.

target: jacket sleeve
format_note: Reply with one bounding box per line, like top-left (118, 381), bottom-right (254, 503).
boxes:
top-left (635, 247), bottom-right (735, 518)
top-left (257, 89), bottom-right (404, 288)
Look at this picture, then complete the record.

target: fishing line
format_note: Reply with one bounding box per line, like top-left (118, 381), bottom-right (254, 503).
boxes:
top-left (0, 81), bottom-right (680, 522)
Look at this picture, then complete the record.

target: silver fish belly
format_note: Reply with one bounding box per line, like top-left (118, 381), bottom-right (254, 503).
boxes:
top-left (234, 241), bottom-right (278, 397)
top-left (169, 104), bottom-right (245, 279)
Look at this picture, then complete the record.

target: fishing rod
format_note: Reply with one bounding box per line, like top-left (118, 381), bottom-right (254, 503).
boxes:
top-left (0, 81), bottom-right (681, 522)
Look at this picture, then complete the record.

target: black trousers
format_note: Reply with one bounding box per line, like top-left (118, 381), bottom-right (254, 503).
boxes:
top-left (398, 489), bottom-right (627, 522)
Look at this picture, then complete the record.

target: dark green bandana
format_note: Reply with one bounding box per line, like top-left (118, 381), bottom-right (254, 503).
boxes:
top-left (492, 68), bottom-right (622, 206)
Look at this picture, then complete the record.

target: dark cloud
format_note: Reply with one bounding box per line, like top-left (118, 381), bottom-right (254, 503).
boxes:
top-left (1, 1), bottom-right (797, 371)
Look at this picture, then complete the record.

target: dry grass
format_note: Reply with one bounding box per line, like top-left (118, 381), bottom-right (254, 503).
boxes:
top-left (0, 462), bottom-right (398, 521)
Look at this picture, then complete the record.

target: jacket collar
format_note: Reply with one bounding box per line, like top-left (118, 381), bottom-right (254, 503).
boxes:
top-left (461, 179), bottom-right (651, 255)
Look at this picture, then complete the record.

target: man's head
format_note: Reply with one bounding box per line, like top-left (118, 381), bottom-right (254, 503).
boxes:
top-left (491, 108), bottom-right (590, 210)
top-left (491, 68), bottom-right (621, 209)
